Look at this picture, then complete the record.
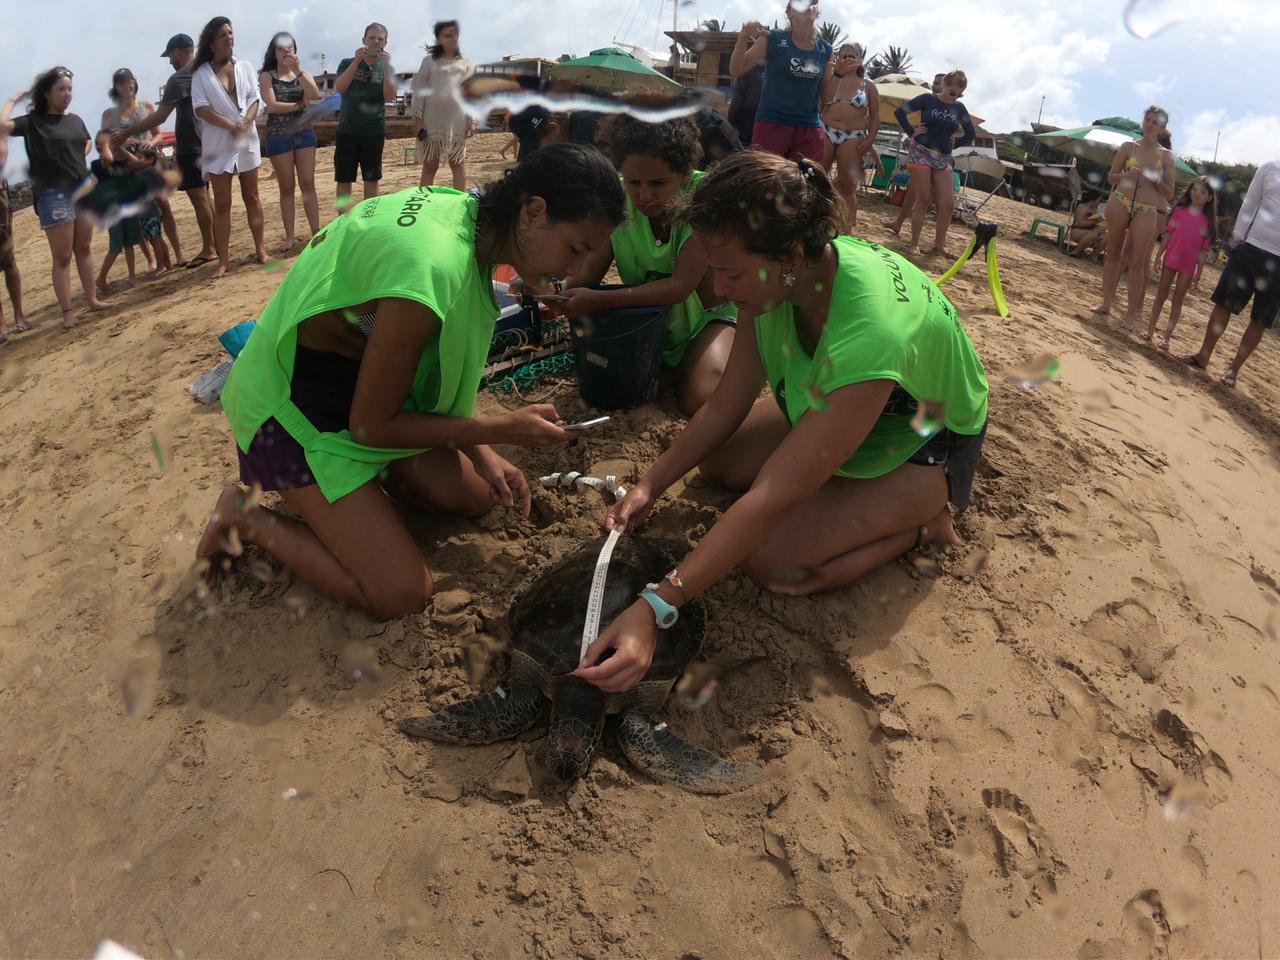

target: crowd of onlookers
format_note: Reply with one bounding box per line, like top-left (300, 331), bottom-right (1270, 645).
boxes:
top-left (1, 4), bottom-right (1275, 388)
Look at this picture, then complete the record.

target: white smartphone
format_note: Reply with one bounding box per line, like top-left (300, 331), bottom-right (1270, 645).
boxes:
top-left (561, 416), bottom-right (611, 431)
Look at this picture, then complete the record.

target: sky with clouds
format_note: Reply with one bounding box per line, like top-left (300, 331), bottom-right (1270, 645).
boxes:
top-left (2, 0), bottom-right (1276, 183)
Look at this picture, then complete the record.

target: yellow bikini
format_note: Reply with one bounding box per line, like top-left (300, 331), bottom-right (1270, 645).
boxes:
top-left (1120, 153), bottom-right (1160, 216)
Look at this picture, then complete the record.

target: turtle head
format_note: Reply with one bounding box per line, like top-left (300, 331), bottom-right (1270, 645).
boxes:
top-left (545, 676), bottom-right (607, 783)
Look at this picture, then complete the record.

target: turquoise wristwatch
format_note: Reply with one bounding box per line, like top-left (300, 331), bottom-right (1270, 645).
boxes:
top-left (639, 586), bottom-right (679, 630)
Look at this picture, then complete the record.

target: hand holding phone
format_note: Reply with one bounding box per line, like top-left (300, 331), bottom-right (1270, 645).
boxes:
top-left (560, 416), bottom-right (611, 432)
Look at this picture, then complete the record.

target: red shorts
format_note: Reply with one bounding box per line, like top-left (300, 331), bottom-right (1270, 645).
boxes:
top-left (752, 120), bottom-right (826, 164)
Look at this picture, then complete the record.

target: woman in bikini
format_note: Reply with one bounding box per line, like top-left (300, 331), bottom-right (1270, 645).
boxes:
top-left (1092, 106), bottom-right (1175, 327)
top-left (819, 43), bottom-right (879, 228)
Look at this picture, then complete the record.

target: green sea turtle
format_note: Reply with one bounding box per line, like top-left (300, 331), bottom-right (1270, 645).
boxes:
top-left (399, 536), bottom-right (761, 794)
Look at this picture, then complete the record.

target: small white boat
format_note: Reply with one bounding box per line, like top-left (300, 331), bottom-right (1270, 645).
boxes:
top-left (953, 135), bottom-right (1008, 192)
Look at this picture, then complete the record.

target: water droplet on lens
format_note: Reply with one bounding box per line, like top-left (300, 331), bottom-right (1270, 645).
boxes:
top-left (911, 399), bottom-right (946, 437)
top-left (1006, 353), bottom-right (1061, 389)
top-left (1123, 0), bottom-right (1193, 39)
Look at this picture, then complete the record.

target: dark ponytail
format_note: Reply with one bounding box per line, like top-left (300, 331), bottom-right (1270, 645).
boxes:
top-left (476, 142), bottom-right (626, 242)
top-left (681, 150), bottom-right (845, 262)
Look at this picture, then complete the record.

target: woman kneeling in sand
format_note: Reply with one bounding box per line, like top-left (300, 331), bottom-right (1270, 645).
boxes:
top-left (573, 151), bottom-right (990, 694)
top-left (198, 144), bottom-right (626, 619)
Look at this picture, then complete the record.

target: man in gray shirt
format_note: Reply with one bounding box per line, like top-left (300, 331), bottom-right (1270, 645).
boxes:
top-left (114, 33), bottom-right (216, 267)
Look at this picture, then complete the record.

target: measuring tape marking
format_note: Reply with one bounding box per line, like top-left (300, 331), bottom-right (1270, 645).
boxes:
top-left (540, 473), bottom-right (629, 664)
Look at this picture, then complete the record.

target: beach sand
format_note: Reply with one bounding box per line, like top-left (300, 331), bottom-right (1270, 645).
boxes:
top-left (2, 134), bottom-right (1279, 959)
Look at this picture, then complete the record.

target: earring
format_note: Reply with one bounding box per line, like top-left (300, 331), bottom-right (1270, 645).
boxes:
top-left (782, 270), bottom-right (797, 289)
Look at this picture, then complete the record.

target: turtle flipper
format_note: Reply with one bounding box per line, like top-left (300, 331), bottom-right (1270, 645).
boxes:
top-left (399, 663), bottom-right (544, 745)
top-left (617, 709), bottom-right (762, 795)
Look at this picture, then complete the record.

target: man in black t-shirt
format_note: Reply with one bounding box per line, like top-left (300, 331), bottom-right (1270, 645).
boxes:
top-left (114, 33), bottom-right (216, 266)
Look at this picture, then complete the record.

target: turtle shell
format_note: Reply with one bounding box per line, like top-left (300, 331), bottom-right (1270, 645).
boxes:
top-left (510, 535), bottom-right (706, 686)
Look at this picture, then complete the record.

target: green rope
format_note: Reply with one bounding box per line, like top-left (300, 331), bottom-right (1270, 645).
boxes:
top-left (482, 351), bottom-right (576, 394)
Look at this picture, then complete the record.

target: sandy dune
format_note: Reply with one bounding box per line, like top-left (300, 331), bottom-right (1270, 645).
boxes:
top-left (1, 134), bottom-right (1278, 959)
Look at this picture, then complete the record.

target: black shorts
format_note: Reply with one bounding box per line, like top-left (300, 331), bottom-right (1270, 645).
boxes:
top-left (907, 421), bottom-right (987, 512)
top-left (176, 154), bottom-right (206, 192)
top-left (0, 183), bottom-right (13, 271)
top-left (334, 133), bottom-right (385, 184)
top-left (1211, 242), bottom-right (1280, 329)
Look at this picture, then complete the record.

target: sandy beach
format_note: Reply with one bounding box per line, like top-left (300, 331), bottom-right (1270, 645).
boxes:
top-left (2, 133), bottom-right (1279, 959)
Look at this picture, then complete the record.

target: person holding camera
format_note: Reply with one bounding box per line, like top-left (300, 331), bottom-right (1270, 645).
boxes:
top-left (334, 22), bottom-right (398, 206)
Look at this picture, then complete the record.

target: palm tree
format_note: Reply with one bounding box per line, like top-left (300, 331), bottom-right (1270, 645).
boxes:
top-left (867, 45), bottom-right (913, 79)
top-left (700, 18), bottom-right (725, 32)
top-left (816, 22), bottom-right (847, 49)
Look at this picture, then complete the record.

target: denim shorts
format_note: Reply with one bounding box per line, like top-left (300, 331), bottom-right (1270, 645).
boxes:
top-left (264, 127), bottom-right (319, 158)
top-left (36, 188), bottom-right (79, 230)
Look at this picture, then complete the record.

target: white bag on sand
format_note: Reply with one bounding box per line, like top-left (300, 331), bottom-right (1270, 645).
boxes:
top-left (188, 358), bottom-right (234, 405)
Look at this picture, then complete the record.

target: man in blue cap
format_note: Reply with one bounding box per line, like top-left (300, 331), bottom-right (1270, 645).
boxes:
top-left (113, 33), bottom-right (217, 267)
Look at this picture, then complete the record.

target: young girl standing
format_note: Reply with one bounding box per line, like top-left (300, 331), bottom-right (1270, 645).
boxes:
top-left (1145, 176), bottom-right (1216, 349)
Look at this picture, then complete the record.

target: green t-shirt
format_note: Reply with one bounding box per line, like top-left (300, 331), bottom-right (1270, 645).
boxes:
top-left (336, 57), bottom-right (388, 136)
top-left (610, 169), bottom-right (736, 367)
top-left (755, 235), bottom-right (989, 480)
top-left (220, 187), bottom-right (498, 503)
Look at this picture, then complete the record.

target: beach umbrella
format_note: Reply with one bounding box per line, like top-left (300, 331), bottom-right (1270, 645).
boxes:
top-left (550, 48), bottom-right (682, 95)
top-left (1032, 122), bottom-right (1199, 177)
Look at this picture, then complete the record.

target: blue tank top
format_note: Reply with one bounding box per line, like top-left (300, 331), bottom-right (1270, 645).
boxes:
top-left (755, 31), bottom-right (832, 128)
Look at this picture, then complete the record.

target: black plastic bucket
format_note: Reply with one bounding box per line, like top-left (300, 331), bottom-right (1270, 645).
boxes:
top-left (569, 301), bottom-right (668, 409)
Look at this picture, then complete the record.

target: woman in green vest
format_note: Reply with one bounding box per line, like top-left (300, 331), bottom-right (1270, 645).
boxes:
top-left (575, 150), bottom-right (990, 693)
top-left (558, 114), bottom-right (736, 415)
top-left (197, 143), bottom-right (626, 619)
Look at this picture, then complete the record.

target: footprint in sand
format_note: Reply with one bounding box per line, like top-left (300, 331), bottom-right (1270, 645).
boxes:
top-left (1079, 598), bottom-right (1174, 680)
top-left (980, 787), bottom-right (1065, 905)
top-left (1122, 888), bottom-right (1172, 960)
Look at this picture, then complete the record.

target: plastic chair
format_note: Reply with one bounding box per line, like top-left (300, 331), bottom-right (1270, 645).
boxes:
top-left (1030, 217), bottom-right (1069, 252)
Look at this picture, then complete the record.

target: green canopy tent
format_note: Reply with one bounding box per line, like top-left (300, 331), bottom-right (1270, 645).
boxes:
top-left (549, 48), bottom-right (683, 95)
top-left (1032, 119), bottom-right (1199, 179)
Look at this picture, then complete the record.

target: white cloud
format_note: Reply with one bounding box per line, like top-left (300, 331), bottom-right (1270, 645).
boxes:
top-left (1134, 74), bottom-right (1170, 100)
top-left (1182, 109), bottom-right (1280, 165)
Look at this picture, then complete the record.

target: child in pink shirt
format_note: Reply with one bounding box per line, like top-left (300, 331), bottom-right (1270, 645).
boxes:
top-left (1146, 176), bottom-right (1216, 349)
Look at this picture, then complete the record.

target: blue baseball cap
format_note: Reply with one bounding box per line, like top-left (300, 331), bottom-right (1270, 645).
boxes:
top-left (162, 34), bottom-right (194, 56)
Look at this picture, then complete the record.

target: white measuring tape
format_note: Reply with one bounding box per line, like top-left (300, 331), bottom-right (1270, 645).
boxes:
top-left (541, 473), bottom-right (628, 664)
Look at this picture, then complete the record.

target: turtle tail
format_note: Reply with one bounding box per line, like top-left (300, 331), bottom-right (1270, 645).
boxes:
top-left (617, 708), bottom-right (763, 795)
top-left (545, 677), bottom-right (607, 783)
top-left (399, 657), bottom-right (544, 745)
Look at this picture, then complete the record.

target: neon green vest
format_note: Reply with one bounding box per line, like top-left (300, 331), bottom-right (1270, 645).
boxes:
top-left (610, 169), bottom-right (735, 367)
top-left (755, 235), bottom-right (989, 479)
top-left (220, 187), bottom-right (498, 503)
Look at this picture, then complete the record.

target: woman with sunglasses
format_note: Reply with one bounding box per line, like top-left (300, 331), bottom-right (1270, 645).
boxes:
top-left (820, 43), bottom-right (879, 227)
top-left (893, 69), bottom-right (975, 257)
top-left (0, 67), bottom-right (108, 327)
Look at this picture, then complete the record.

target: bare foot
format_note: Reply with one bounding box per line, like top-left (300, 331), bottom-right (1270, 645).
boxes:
top-left (87, 299), bottom-right (110, 312)
top-left (61, 309), bottom-right (82, 330)
top-left (210, 263), bottom-right (230, 280)
top-left (1091, 305), bottom-right (1110, 315)
top-left (918, 508), bottom-right (962, 549)
top-left (254, 249), bottom-right (270, 265)
top-left (1220, 369), bottom-right (1238, 389)
top-left (96, 279), bottom-right (113, 297)
top-left (150, 265), bottom-right (169, 279)
top-left (907, 244), bottom-right (921, 256)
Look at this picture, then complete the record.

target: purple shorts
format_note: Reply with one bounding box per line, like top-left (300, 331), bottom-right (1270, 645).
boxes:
top-left (236, 347), bottom-right (361, 491)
